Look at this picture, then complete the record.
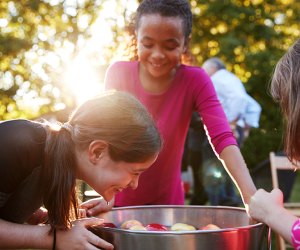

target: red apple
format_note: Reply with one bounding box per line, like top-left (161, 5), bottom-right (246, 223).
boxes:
top-left (146, 223), bottom-right (168, 231)
top-left (101, 222), bottom-right (117, 228)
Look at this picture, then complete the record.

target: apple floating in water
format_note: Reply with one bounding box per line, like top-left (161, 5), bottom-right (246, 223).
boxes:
top-left (100, 222), bottom-right (117, 228)
top-left (121, 219), bottom-right (144, 230)
top-left (129, 224), bottom-right (147, 230)
top-left (171, 223), bottom-right (196, 231)
top-left (146, 223), bottom-right (168, 231)
top-left (200, 223), bottom-right (220, 230)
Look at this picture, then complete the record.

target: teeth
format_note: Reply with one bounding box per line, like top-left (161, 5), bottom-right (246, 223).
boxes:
top-left (152, 63), bottom-right (161, 67)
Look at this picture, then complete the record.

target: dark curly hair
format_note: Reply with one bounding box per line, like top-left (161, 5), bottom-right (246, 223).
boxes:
top-left (135, 0), bottom-right (192, 41)
top-left (125, 0), bottom-right (194, 64)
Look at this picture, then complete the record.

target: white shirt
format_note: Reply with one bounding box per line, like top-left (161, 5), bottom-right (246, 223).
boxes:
top-left (211, 69), bottom-right (261, 128)
top-left (211, 69), bottom-right (248, 123)
top-left (237, 94), bottom-right (262, 128)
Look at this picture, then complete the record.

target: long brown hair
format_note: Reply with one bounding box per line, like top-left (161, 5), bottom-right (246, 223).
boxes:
top-left (41, 91), bottom-right (162, 230)
top-left (270, 39), bottom-right (300, 162)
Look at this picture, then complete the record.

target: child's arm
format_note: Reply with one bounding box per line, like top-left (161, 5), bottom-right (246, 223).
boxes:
top-left (0, 217), bottom-right (113, 249)
top-left (0, 219), bottom-right (52, 249)
top-left (218, 145), bottom-right (257, 205)
top-left (249, 188), bottom-right (298, 244)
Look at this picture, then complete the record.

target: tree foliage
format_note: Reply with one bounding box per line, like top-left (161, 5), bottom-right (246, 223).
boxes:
top-left (190, 0), bottom-right (300, 167)
top-left (0, 0), bottom-right (103, 119)
top-left (1, 0), bottom-right (300, 167)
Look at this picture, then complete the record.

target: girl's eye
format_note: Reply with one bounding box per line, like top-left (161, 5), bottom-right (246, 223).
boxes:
top-left (165, 46), bottom-right (176, 51)
top-left (143, 43), bottom-right (153, 49)
top-left (165, 43), bottom-right (179, 51)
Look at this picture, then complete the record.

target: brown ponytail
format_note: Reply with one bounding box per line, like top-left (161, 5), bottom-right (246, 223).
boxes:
top-left (42, 125), bottom-right (78, 230)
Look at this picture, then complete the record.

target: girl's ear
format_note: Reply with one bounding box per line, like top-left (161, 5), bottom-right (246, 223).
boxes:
top-left (88, 140), bottom-right (108, 164)
top-left (183, 36), bottom-right (191, 54)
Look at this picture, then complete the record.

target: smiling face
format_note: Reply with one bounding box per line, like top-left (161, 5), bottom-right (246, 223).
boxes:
top-left (81, 143), bottom-right (158, 202)
top-left (137, 14), bottom-right (187, 82)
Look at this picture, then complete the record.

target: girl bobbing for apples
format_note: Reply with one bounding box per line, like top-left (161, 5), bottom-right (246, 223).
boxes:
top-left (0, 91), bottom-right (162, 250)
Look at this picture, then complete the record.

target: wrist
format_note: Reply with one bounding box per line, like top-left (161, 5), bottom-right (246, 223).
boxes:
top-left (265, 205), bottom-right (285, 227)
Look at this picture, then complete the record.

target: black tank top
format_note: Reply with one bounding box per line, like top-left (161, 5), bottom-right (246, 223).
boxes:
top-left (0, 119), bottom-right (46, 223)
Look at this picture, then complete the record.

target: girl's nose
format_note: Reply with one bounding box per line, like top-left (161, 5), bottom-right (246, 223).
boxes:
top-left (129, 177), bottom-right (139, 190)
top-left (152, 47), bottom-right (165, 59)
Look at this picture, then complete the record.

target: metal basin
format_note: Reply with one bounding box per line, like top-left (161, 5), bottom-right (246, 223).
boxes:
top-left (91, 205), bottom-right (270, 250)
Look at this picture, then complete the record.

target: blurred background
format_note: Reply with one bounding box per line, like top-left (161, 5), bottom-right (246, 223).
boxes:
top-left (1, 0), bottom-right (300, 177)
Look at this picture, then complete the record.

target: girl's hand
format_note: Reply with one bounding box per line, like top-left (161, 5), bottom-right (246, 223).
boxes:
top-left (249, 188), bottom-right (284, 223)
top-left (56, 217), bottom-right (114, 250)
top-left (26, 207), bottom-right (48, 225)
top-left (80, 197), bottom-right (114, 217)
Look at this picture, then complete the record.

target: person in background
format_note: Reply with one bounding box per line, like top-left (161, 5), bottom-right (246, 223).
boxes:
top-left (85, 0), bottom-right (257, 212)
top-left (187, 112), bottom-right (208, 205)
top-left (249, 38), bottom-right (300, 249)
top-left (0, 91), bottom-right (162, 249)
top-left (237, 94), bottom-right (262, 145)
top-left (202, 57), bottom-right (261, 206)
top-left (202, 57), bottom-right (248, 145)
top-left (202, 57), bottom-right (262, 145)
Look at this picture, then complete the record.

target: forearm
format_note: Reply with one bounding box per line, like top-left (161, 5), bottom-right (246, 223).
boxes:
top-left (0, 219), bottom-right (52, 249)
top-left (264, 206), bottom-right (297, 244)
top-left (219, 145), bottom-right (257, 205)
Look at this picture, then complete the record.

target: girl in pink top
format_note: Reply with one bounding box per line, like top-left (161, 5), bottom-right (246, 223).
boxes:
top-left (249, 39), bottom-right (300, 249)
top-left (82, 0), bottom-right (256, 215)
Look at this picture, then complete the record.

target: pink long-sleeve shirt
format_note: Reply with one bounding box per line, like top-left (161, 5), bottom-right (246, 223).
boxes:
top-left (104, 61), bottom-right (237, 206)
top-left (292, 219), bottom-right (300, 249)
